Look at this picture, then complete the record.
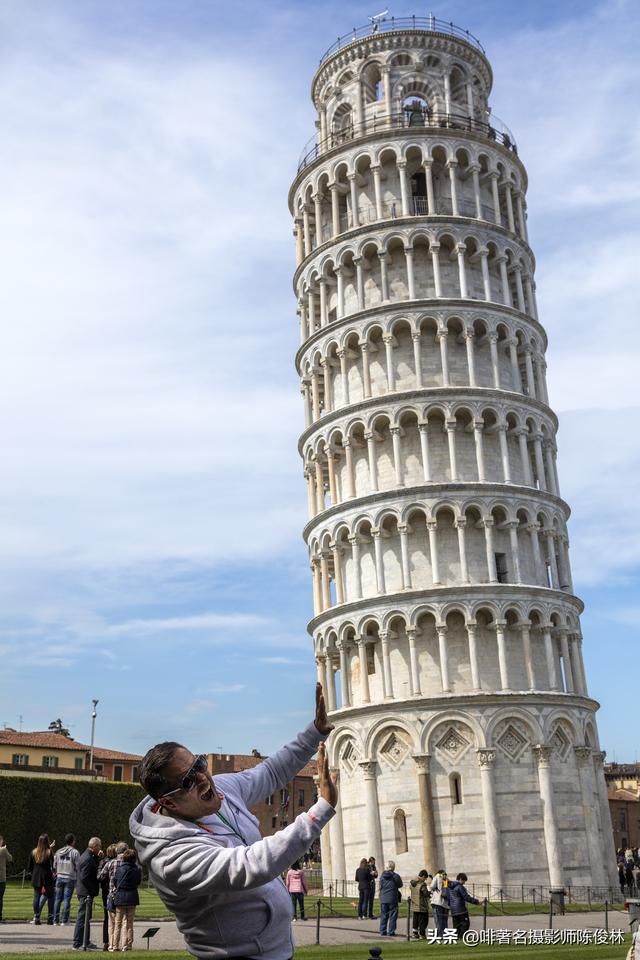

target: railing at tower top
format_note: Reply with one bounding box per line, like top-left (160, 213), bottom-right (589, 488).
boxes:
top-left (297, 109), bottom-right (518, 173)
top-left (319, 15), bottom-right (486, 64)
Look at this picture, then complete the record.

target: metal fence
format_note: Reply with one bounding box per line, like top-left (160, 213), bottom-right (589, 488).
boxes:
top-left (319, 16), bottom-right (486, 65)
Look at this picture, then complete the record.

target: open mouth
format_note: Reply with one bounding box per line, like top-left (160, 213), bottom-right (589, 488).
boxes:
top-left (200, 784), bottom-right (214, 802)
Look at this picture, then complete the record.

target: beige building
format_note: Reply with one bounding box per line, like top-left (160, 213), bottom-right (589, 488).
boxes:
top-left (290, 16), bottom-right (616, 891)
top-left (0, 730), bottom-right (142, 782)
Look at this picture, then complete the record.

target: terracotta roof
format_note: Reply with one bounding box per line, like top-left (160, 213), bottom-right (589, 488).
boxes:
top-left (609, 787), bottom-right (640, 802)
top-left (0, 730), bottom-right (142, 762)
top-left (209, 753), bottom-right (317, 778)
top-left (0, 730), bottom-right (85, 752)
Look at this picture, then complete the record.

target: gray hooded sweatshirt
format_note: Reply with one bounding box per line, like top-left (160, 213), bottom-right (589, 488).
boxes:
top-left (130, 722), bottom-right (334, 960)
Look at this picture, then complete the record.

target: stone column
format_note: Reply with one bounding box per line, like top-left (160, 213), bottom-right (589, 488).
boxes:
top-left (412, 332), bottom-right (423, 388)
top-left (324, 653), bottom-right (337, 711)
top-left (520, 621), bottom-right (535, 689)
top-left (294, 218), bottom-right (304, 265)
top-left (516, 191), bottom-right (527, 241)
top-left (470, 164), bottom-right (482, 218)
top-left (302, 205), bottom-right (312, 256)
top-left (488, 332), bottom-right (501, 387)
top-left (427, 519), bottom-right (441, 585)
top-left (413, 755), bottom-right (438, 870)
top-left (337, 349), bottom-right (350, 405)
top-left (360, 341), bottom-right (372, 399)
top-left (504, 181), bottom-right (516, 233)
top-left (330, 183), bottom-right (340, 237)
top-left (326, 452), bottom-right (337, 505)
top-left (507, 521), bottom-right (522, 583)
top-left (371, 165), bottom-right (383, 219)
top-left (455, 518), bottom-right (470, 583)
top-left (498, 424), bottom-right (511, 482)
top-left (544, 442), bottom-right (558, 497)
top-left (314, 457), bottom-right (325, 514)
top-left (335, 266), bottom-right (345, 319)
top-left (318, 779), bottom-right (333, 882)
top-left (380, 631), bottom-right (394, 699)
top-left (321, 359), bottom-right (332, 413)
top-left (473, 418), bottom-right (486, 481)
top-left (329, 768), bottom-right (346, 881)
top-left (465, 330), bottom-right (477, 386)
top-left (445, 418), bottom-right (458, 479)
top-left (349, 535), bottom-right (362, 599)
top-left (354, 257), bottom-right (364, 310)
top-left (593, 751), bottom-right (618, 886)
top-left (480, 248), bottom-right (493, 301)
top-left (398, 160), bottom-right (410, 216)
top-left (513, 265), bottom-right (526, 313)
top-left (348, 174), bottom-right (359, 227)
top-left (456, 242), bottom-right (468, 297)
top-left (379, 252), bottom-right (389, 302)
top-left (337, 640), bottom-right (351, 707)
top-left (516, 428), bottom-right (533, 485)
top-left (390, 427), bottom-right (403, 486)
top-left (490, 171), bottom-right (502, 225)
top-left (360, 761), bottom-right (383, 867)
top-left (371, 528), bottom-right (386, 595)
top-left (343, 439), bottom-right (356, 498)
top-left (466, 621), bottom-right (480, 690)
top-left (544, 529), bottom-right (559, 588)
top-left (523, 346), bottom-right (537, 398)
top-left (507, 337), bottom-right (522, 391)
top-left (330, 540), bottom-right (344, 603)
top-left (398, 523), bottom-right (412, 590)
top-left (356, 637), bottom-right (370, 703)
top-left (405, 246), bottom-right (416, 299)
top-left (424, 160), bottom-right (435, 214)
top-left (318, 277), bottom-right (328, 327)
top-left (311, 560), bottom-right (322, 615)
top-left (301, 382), bottom-right (312, 428)
top-left (448, 160), bottom-right (459, 216)
top-left (477, 749), bottom-right (505, 888)
top-left (494, 619), bottom-right (511, 690)
top-left (419, 422), bottom-right (431, 481)
top-left (497, 256), bottom-right (511, 307)
top-left (532, 745), bottom-right (564, 888)
top-left (526, 522), bottom-right (543, 584)
top-left (438, 329), bottom-right (450, 386)
top-left (483, 517), bottom-right (498, 583)
top-left (315, 654), bottom-right (324, 687)
top-left (310, 368), bottom-right (321, 420)
top-left (541, 622), bottom-right (560, 690)
top-left (320, 551), bottom-right (331, 609)
top-left (407, 627), bottom-right (420, 695)
top-left (559, 629), bottom-right (574, 693)
top-left (574, 748), bottom-right (607, 887)
top-left (305, 470), bottom-right (315, 519)
top-left (365, 431), bottom-right (378, 492)
top-left (436, 624), bottom-right (450, 692)
top-left (430, 242), bottom-right (443, 297)
top-left (383, 334), bottom-right (395, 391)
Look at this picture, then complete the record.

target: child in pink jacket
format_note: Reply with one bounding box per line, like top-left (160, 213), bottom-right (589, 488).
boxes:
top-left (286, 860), bottom-right (308, 921)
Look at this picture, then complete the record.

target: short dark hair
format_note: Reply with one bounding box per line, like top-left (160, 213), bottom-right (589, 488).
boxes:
top-left (456, 872), bottom-right (468, 882)
top-left (122, 847), bottom-right (137, 863)
top-left (418, 870), bottom-right (429, 877)
top-left (64, 833), bottom-right (75, 845)
top-left (139, 741), bottom-right (185, 799)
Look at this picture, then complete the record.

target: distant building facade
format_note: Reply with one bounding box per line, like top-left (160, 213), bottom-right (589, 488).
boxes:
top-left (0, 730), bottom-right (142, 782)
top-left (606, 763), bottom-right (640, 850)
top-left (206, 749), bottom-right (318, 840)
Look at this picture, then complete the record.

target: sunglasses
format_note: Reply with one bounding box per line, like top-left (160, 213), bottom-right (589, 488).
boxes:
top-left (161, 754), bottom-right (209, 800)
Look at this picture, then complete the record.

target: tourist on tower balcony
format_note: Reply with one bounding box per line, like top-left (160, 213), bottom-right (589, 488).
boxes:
top-left (130, 683), bottom-right (336, 960)
top-left (378, 861), bottom-right (403, 937)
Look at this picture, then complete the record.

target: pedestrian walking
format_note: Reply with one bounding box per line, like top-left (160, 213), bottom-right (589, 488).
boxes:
top-left (53, 834), bottom-right (79, 926)
top-left (99, 841), bottom-right (128, 952)
top-left (447, 872), bottom-right (483, 940)
top-left (409, 869), bottom-right (431, 940)
top-left (429, 868), bottom-right (450, 940)
top-left (0, 835), bottom-right (13, 923)
top-left (378, 860), bottom-right (402, 937)
top-left (72, 836), bottom-right (103, 951)
top-left (355, 858), bottom-right (371, 919)
top-left (130, 683), bottom-right (336, 960)
top-left (28, 834), bottom-right (56, 925)
top-left (367, 856), bottom-right (378, 919)
top-left (112, 848), bottom-right (141, 952)
top-left (286, 860), bottom-right (308, 921)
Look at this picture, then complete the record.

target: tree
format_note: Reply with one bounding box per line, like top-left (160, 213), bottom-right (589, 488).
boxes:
top-left (48, 718), bottom-right (70, 738)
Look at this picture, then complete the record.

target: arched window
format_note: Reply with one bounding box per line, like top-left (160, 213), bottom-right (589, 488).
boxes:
top-left (394, 808), bottom-right (408, 854)
top-left (450, 773), bottom-right (463, 805)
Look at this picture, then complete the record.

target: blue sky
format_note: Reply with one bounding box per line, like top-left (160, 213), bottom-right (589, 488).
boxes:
top-left (0, 0), bottom-right (638, 761)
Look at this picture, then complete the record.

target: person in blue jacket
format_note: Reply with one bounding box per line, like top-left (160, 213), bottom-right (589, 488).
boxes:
top-left (447, 872), bottom-right (484, 940)
top-left (378, 861), bottom-right (403, 937)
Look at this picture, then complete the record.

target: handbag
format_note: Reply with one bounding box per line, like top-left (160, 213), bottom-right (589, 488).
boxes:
top-left (106, 872), bottom-right (122, 913)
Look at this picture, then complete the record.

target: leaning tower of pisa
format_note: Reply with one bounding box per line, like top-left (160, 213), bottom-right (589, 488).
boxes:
top-left (289, 16), bottom-right (616, 892)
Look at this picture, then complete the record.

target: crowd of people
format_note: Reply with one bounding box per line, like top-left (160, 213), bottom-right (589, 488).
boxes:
top-left (5, 831), bottom-right (142, 951)
top-left (355, 856), bottom-right (485, 940)
top-left (617, 847), bottom-right (640, 894)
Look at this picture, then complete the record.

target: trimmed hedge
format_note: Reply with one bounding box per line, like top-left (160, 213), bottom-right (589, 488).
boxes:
top-left (0, 775), bottom-right (145, 874)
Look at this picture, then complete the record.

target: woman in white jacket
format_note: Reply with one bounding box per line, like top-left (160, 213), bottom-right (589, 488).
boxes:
top-left (429, 870), bottom-right (450, 940)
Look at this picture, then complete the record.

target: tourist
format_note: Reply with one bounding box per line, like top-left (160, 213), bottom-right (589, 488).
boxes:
top-left (286, 859), bottom-right (308, 921)
top-left (130, 682), bottom-right (336, 960)
top-left (429, 868), bottom-right (450, 940)
top-left (28, 834), bottom-right (56, 925)
top-left (72, 836), bottom-right (103, 951)
top-left (378, 860), bottom-right (402, 937)
top-left (97, 843), bottom-right (119, 951)
top-left (447, 872), bottom-right (482, 940)
top-left (111, 848), bottom-right (142, 952)
top-left (625, 860), bottom-right (635, 893)
top-left (0, 835), bottom-right (13, 923)
top-left (409, 869), bottom-right (431, 940)
top-left (53, 833), bottom-right (79, 926)
top-left (355, 858), bottom-right (371, 919)
top-left (619, 861), bottom-right (627, 894)
top-left (367, 856), bottom-right (378, 919)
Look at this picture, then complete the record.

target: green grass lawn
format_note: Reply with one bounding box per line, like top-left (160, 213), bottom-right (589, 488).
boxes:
top-left (5, 940), bottom-right (632, 959)
top-left (1, 882), bottom-right (173, 921)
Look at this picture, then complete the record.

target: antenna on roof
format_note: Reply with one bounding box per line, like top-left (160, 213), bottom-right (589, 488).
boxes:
top-left (368, 10), bottom-right (388, 33)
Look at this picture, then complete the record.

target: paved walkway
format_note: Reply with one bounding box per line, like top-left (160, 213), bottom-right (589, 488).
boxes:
top-left (0, 910), bottom-right (629, 953)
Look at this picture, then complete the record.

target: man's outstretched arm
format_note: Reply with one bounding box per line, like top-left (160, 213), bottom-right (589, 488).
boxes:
top-left (233, 683), bottom-right (334, 809)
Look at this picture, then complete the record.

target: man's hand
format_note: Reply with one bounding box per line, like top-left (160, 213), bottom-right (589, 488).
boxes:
top-left (317, 741), bottom-right (338, 808)
top-left (314, 681), bottom-right (334, 735)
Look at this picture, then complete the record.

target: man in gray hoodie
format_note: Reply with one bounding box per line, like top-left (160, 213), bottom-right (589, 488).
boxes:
top-left (130, 683), bottom-right (336, 960)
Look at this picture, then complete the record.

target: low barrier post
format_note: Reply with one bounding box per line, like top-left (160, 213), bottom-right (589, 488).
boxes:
top-left (406, 896), bottom-right (411, 940)
top-left (315, 898), bottom-right (321, 945)
top-left (605, 899), bottom-right (609, 933)
top-left (483, 898), bottom-right (487, 932)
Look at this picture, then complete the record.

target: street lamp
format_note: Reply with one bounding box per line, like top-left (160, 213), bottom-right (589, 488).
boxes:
top-left (89, 699), bottom-right (99, 772)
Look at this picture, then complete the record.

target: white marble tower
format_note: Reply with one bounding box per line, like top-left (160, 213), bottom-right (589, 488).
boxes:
top-left (289, 16), bottom-right (616, 892)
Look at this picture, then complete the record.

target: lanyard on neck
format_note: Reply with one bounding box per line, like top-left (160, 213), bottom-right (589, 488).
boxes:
top-left (214, 810), bottom-right (247, 846)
